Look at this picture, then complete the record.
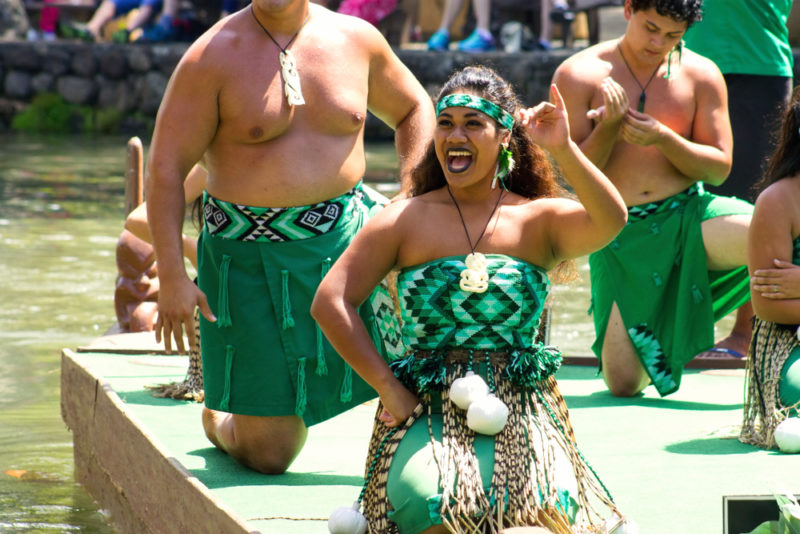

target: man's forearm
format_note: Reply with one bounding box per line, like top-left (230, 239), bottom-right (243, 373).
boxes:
top-left (578, 120), bottom-right (621, 170)
top-left (394, 101), bottom-right (434, 187)
top-left (145, 173), bottom-right (189, 282)
top-left (655, 128), bottom-right (731, 186)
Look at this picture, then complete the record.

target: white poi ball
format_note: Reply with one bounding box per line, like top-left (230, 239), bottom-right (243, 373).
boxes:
top-left (774, 417), bottom-right (800, 454)
top-left (449, 371), bottom-right (490, 410)
top-left (605, 515), bottom-right (639, 534)
top-left (614, 519), bottom-right (640, 534)
top-left (466, 394), bottom-right (509, 435)
top-left (328, 501), bottom-right (367, 534)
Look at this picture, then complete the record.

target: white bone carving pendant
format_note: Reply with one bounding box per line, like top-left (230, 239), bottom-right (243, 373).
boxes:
top-left (459, 252), bottom-right (489, 293)
top-left (279, 50), bottom-right (305, 106)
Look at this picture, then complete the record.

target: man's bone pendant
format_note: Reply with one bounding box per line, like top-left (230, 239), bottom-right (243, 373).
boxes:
top-left (279, 50), bottom-right (305, 106)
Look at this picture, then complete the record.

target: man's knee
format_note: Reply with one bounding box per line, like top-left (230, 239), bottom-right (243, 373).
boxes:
top-left (231, 415), bottom-right (308, 474)
top-left (235, 445), bottom-right (296, 474)
top-left (601, 350), bottom-right (649, 397)
top-left (604, 372), bottom-right (647, 397)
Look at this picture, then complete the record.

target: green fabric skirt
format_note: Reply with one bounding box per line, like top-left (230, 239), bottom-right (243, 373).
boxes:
top-left (589, 184), bottom-right (753, 396)
top-left (197, 184), bottom-right (401, 426)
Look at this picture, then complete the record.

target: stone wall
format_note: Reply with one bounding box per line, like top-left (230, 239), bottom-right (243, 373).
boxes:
top-left (0, 41), bottom-right (571, 136)
top-left (1, 41), bottom-right (798, 137)
top-left (0, 41), bottom-right (186, 130)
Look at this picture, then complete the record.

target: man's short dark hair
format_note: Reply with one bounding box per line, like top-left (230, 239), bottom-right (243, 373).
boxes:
top-left (630, 0), bottom-right (703, 27)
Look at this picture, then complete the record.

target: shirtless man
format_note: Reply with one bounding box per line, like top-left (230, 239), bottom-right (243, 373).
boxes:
top-left (553, 0), bottom-right (753, 397)
top-left (145, 0), bottom-right (434, 474)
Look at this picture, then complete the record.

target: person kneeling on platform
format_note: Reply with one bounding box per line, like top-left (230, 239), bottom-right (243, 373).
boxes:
top-left (313, 65), bottom-right (632, 533)
top-left (740, 86), bottom-right (800, 451)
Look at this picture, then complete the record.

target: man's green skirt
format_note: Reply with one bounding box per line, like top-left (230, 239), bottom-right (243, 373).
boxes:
top-left (197, 184), bottom-right (404, 426)
top-left (589, 184), bottom-right (753, 396)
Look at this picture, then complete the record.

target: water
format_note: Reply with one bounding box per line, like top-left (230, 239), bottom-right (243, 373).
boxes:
top-left (0, 133), bottom-right (601, 531)
top-left (0, 133), bottom-right (128, 532)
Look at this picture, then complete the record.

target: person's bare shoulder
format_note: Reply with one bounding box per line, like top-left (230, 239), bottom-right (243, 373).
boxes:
top-left (173, 12), bottom-right (246, 75)
top-left (554, 40), bottom-right (615, 81)
top-left (678, 47), bottom-right (725, 85)
top-left (365, 194), bottom-right (416, 229)
top-left (757, 176), bottom-right (800, 214)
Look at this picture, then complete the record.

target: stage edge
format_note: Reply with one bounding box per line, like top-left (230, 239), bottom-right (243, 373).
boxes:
top-left (60, 349), bottom-right (258, 534)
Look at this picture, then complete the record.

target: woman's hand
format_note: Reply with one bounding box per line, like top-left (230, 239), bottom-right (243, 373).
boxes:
top-left (751, 259), bottom-right (800, 299)
top-left (520, 84), bottom-right (570, 155)
top-left (378, 381), bottom-right (420, 427)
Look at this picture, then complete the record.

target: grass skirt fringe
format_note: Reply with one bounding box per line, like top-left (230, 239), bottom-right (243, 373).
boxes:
top-left (146, 308), bottom-right (205, 402)
top-left (740, 318), bottom-right (800, 449)
top-left (362, 350), bottom-right (620, 533)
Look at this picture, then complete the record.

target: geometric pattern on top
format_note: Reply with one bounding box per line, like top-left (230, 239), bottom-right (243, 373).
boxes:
top-left (203, 188), bottom-right (359, 242)
top-left (627, 323), bottom-right (677, 394)
top-left (370, 279), bottom-right (406, 361)
top-left (793, 235), bottom-right (800, 265)
top-left (397, 254), bottom-right (549, 350)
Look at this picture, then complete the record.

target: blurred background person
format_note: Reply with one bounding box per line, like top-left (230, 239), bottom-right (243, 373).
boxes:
top-left (684, 0), bottom-right (793, 202)
top-left (427, 0), bottom-right (494, 52)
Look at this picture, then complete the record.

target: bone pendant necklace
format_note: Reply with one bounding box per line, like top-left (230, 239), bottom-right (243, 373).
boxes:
top-left (447, 185), bottom-right (504, 293)
top-left (251, 6), bottom-right (309, 106)
top-left (617, 43), bottom-right (662, 113)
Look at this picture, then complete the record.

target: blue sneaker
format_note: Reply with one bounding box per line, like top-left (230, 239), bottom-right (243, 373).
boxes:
top-left (427, 30), bottom-right (450, 51)
top-left (136, 16), bottom-right (178, 42)
top-left (457, 30), bottom-right (495, 52)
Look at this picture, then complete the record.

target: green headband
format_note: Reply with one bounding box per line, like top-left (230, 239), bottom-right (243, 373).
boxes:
top-left (436, 93), bottom-right (515, 131)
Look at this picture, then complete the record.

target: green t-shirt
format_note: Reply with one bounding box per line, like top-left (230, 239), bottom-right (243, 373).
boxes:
top-left (683, 0), bottom-right (793, 77)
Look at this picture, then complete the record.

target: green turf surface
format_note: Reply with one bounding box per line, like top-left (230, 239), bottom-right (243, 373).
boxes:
top-left (70, 352), bottom-right (800, 534)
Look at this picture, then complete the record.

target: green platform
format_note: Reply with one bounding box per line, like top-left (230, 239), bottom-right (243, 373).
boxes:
top-left (61, 345), bottom-right (800, 534)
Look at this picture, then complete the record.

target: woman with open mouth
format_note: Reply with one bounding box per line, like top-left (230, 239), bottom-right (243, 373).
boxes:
top-left (313, 64), bottom-right (633, 534)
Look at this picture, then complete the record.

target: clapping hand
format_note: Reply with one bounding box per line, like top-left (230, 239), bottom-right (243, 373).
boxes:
top-left (586, 76), bottom-right (628, 124)
top-left (620, 108), bottom-right (664, 146)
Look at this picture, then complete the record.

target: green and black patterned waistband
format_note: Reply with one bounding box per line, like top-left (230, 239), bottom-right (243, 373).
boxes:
top-left (203, 185), bottom-right (363, 242)
top-left (627, 183), bottom-right (702, 222)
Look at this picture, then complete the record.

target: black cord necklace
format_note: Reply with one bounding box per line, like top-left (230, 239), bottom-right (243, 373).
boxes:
top-left (250, 5), bottom-right (310, 106)
top-left (447, 185), bottom-right (504, 293)
top-left (617, 43), bottom-right (662, 113)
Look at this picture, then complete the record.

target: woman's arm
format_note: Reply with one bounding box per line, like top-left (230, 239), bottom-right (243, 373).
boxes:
top-left (311, 202), bottom-right (419, 426)
top-left (520, 84), bottom-right (627, 262)
top-left (748, 182), bottom-right (800, 324)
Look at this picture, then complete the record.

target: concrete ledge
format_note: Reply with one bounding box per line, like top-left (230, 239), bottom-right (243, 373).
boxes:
top-left (61, 348), bottom-right (256, 534)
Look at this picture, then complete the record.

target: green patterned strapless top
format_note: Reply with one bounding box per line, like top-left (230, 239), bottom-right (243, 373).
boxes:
top-left (793, 235), bottom-right (800, 265)
top-left (397, 255), bottom-right (550, 351)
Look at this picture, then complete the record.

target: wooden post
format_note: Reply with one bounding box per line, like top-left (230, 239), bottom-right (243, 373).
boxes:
top-left (124, 136), bottom-right (143, 216)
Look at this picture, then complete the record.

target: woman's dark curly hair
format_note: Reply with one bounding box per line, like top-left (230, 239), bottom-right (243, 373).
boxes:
top-left (408, 65), bottom-right (577, 282)
top-left (407, 65), bottom-right (566, 201)
top-left (630, 0), bottom-right (703, 27)
top-left (755, 85), bottom-right (800, 195)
